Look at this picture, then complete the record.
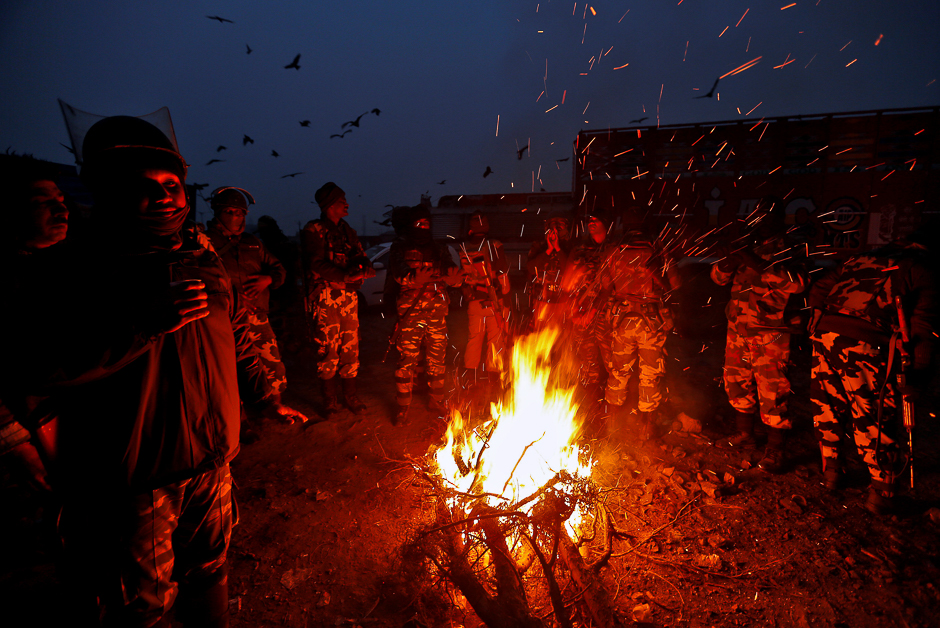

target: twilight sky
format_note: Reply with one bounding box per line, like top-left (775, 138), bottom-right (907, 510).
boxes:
top-left (1, 0), bottom-right (937, 234)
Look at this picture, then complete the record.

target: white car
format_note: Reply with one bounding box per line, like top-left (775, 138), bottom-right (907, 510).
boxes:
top-left (357, 241), bottom-right (462, 309)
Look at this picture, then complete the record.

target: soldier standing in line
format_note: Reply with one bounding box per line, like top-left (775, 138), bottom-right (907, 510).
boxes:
top-left (808, 230), bottom-right (935, 514)
top-left (593, 229), bottom-right (681, 440)
top-left (301, 182), bottom-right (375, 416)
top-left (459, 211), bottom-right (510, 378)
top-left (711, 211), bottom-right (807, 472)
top-left (560, 211), bottom-right (613, 416)
top-left (207, 187), bottom-right (289, 396)
top-left (526, 212), bottom-right (572, 330)
top-left (390, 206), bottom-right (462, 424)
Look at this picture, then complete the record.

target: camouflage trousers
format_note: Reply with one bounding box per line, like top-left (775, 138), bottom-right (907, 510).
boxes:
top-left (811, 332), bottom-right (901, 485)
top-left (573, 316), bottom-right (604, 387)
top-left (61, 465), bottom-right (234, 627)
top-left (598, 305), bottom-right (667, 412)
top-left (722, 325), bottom-right (792, 428)
top-left (396, 302), bottom-right (448, 407)
top-left (247, 311), bottom-right (287, 395)
top-left (464, 300), bottom-right (507, 371)
top-left (313, 288), bottom-right (359, 380)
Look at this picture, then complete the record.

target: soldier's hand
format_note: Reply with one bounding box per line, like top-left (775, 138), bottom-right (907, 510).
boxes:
top-left (269, 401), bottom-right (309, 424)
top-left (361, 266), bottom-right (376, 279)
top-left (443, 266), bottom-right (462, 287)
top-left (242, 275), bottom-right (273, 300)
top-left (414, 268), bottom-right (435, 284)
top-left (163, 280), bottom-right (210, 333)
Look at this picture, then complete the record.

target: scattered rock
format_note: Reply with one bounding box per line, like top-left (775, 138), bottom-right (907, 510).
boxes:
top-left (662, 466), bottom-right (675, 477)
top-left (280, 568), bottom-right (311, 590)
top-left (676, 412), bottom-right (703, 433)
top-left (700, 481), bottom-right (721, 499)
top-left (227, 597), bottom-right (241, 614)
top-left (926, 508), bottom-right (940, 524)
top-left (722, 472), bottom-right (736, 485)
top-left (740, 460), bottom-right (752, 470)
top-left (707, 534), bottom-right (729, 549)
top-left (632, 603), bottom-right (651, 622)
top-left (779, 497), bottom-right (803, 515)
top-left (316, 591), bottom-right (330, 607)
top-left (694, 554), bottom-right (722, 570)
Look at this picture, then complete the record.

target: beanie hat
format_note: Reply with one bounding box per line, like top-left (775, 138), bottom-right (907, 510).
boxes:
top-left (80, 116), bottom-right (187, 185)
top-left (315, 182), bottom-right (345, 210)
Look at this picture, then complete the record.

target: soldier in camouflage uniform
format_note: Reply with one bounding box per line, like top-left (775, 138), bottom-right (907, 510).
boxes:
top-left (207, 187), bottom-right (289, 395)
top-left (460, 211), bottom-right (510, 375)
top-left (390, 207), bottom-right (462, 423)
top-left (560, 212), bottom-right (613, 413)
top-left (808, 234), bottom-right (935, 514)
top-left (526, 212), bottom-right (572, 330)
top-left (302, 182), bottom-right (375, 416)
top-left (711, 217), bottom-right (807, 472)
top-left (594, 230), bottom-right (680, 439)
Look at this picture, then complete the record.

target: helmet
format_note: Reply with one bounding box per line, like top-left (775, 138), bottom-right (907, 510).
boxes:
top-left (80, 115), bottom-right (187, 185)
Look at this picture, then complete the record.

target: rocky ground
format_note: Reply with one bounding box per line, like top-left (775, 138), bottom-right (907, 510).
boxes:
top-left (2, 264), bottom-right (939, 627)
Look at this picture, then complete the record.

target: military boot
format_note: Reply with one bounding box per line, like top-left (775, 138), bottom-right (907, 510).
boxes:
top-left (639, 410), bottom-right (659, 442)
top-left (342, 377), bottom-right (367, 414)
top-left (321, 376), bottom-right (341, 417)
top-left (721, 411), bottom-right (757, 449)
top-left (758, 426), bottom-right (788, 473)
top-left (865, 480), bottom-right (896, 516)
top-left (394, 403), bottom-right (409, 426)
top-left (822, 458), bottom-right (844, 491)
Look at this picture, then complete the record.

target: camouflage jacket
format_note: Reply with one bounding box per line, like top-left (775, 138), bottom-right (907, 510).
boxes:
top-left (301, 217), bottom-right (370, 293)
top-left (207, 221), bottom-right (286, 315)
top-left (560, 238), bottom-right (613, 315)
top-left (526, 240), bottom-right (571, 303)
top-left (808, 242), bottom-right (936, 359)
top-left (711, 238), bottom-right (807, 332)
top-left (459, 235), bottom-right (508, 303)
top-left (599, 241), bottom-right (680, 310)
top-left (391, 240), bottom-right (458, 314)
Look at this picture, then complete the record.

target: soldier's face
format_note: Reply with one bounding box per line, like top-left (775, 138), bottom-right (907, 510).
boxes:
top-left (587, 217), bottom-right (606, 242)
top-left (23, 180), bottom-right (68, 249)
top-left (325, 198), bottom-right (349, 223)
top-left (413, 218), bottom-right (430, 230)
top-left (134, 169), bottom-right (188, 217)
top-left (216, 206), bottom-right (247, 235)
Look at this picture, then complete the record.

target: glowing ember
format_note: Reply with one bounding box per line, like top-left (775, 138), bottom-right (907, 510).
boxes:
top-left (433, 327), bottom-right (592, 523)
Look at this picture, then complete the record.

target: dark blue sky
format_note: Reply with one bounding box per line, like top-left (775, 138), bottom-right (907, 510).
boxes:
top-left (2, 1), bottom-right (937, 233)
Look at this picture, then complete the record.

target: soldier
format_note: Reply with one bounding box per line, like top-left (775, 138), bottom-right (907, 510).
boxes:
top-left (526, 212), bottom-right (572, 330)
top-left (808, 231), bottom-right (935, 514)
top-left (207, 187), bottom-right (289, 396)
top-left (459, 211), bottom-right (510, 377)
top-left (390, 206), bottom-right (462, 424)
top-left (560, 211), bottom-right (613, 413)
top-left (594, 229), bottom-right (680, 439)
top-left (711, 210), bottom-right (807, 472)
top-left (301, 182), bottom-right (375, 415)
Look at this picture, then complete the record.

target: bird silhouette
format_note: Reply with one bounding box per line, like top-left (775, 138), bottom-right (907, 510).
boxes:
top-left (190, 182), bottom-right (209, 191)
top-left (246, 44), bottom-right (252, 54)
top-left (271, 150), bottom-right (279, 157)
top-left (299, 120), bottom-right (311, 127)
top-left (206, 15), bottom-right (233, 24)
top-left (371, 108), bottom-right (381, 116)
top-left (436, 180), bottom-right (446, 185)
top-left (517, 145), bottom-right (529, 160)
top-left (206, 159), bottom-right (225, 166)
top-left (59, 142), bottom-right (74, 155)
top-left (284, 54), bottom-right (301, 70)
top-left (330, 130), bottom-right (352, 139)
top-left (242, 135), bottom-right (254, 145)
top-left (280, 172), bottom-right (303, 179)
top-left (694, 77), bottom-right (720, 99)
top-left (555, 157), bottom-right (570, 163)
top-left (216, 145), bottom-right (227, 152)
top-left (483, 166), bottom-right (493, 178)
top-left (629, 116), bottom-right (649, 124)
top-left (342, 112), bottom-right (369, 129)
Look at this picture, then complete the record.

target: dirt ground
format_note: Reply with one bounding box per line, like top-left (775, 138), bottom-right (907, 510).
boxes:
top-left (2, 262), bottom-right (940, 627)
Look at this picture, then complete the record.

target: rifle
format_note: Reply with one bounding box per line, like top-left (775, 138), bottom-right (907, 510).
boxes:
top-left (895, 295), bottom-right (915, 490)
top-left (459, 242), bottom-right (510, 336)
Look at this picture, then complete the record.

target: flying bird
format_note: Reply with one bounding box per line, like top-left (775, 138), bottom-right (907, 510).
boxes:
top-left (190, 182), bottom-right (209, 191)
top-left (371, 108), bottom-right (381, 116)
top-left (330, 130), bottom-right (352, 139)
top-left (242, 135), bottom-right (254, 145)
top-left (299, 120), bottom-right (311, 127)
top-left (59, 142), bottom-right (74, 155)
top-left (246, 44), bottom-right (252, 54)
top-left (436, 180), bottom-right (446, 185)
top-left (483, 166), bottom-right (493, 178)
top-left (342, 112), bottom-right (369, 129)
top-left (517, 145), bottom-right (529, 160)
top-left (284, 54), bottom-right (301, 70)
top-left (280, 172), bottom-right (303, 179)
top-left (629, 116), bottom-right (648, 124)
top-left (555, 157), bottom-right (570, 163)
top-left (271, 150), bottom-right (279, 157)
top-left (206, 15), bottom-right (233, 24)
top-left (694, 77), bottom-right (720, 99)
top-left (216, 145), bottom-right (227, 152)
top-left (206, 159), bottom-right (225, 166)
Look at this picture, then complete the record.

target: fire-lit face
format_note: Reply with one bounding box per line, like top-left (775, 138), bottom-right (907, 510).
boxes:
top-left (134, 169), bottom-right (188, 217)
top-left (23, 180), bottom-right (68, 249)
top-left (324, 197), bottom-right (349, 223)
top-left (413, 218), bottom-right (430, 230)
top-left (586, 216), bottom-right (606, 242)
top-left (216, 205), bottom-right (247, 235)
